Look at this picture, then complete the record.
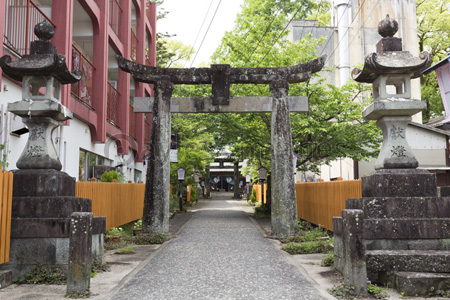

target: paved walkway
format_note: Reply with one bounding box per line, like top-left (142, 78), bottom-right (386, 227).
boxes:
top-left (111, 193), bottom-right (327, 300)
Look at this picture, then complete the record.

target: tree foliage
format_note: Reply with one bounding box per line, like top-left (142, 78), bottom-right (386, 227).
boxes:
top-left (170, 0), bottom-right (380, 179)
top-left (417, 0), bottom-right (450, 121)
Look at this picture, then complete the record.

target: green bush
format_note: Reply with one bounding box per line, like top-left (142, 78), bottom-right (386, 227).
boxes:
top-left (250, 188), bottom-right (257, 203)
top-left (191, 187), bottom-right (197, 202)
top-left (282, 240), bottom-right (333, 255)
top-left (321, 252), bottom-right (334, 267)
top-left (254, 203), bottom-right (270, 218)
top-left (100, 170), bottom-right (119, 182)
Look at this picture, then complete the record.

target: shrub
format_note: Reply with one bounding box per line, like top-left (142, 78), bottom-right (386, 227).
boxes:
top-left (321, 252), bottom-right (334, 267)
top-left (254, 203), bottom-right (270, 218)
top-left (100, 170), bottom-right (119, 182)
top-left (191, 187), bottom-right (197, 202)
top-left (282, 240), bottom-right (333, 255)
top-left (250, 188), bottom-right (257, 203)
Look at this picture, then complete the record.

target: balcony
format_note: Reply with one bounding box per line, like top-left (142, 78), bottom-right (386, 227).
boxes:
top-left (71, 45), bottom-right (94, 107)
top-left (109, 0), bottom-right (122, 40)
top-left (107, 82), bottom-right (120, 127)
top-left (3, 0), bottom-right (55, 57)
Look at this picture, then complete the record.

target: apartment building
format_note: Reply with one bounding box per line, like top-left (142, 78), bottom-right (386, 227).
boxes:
top-left (0, 0), bottom-right (157, 182)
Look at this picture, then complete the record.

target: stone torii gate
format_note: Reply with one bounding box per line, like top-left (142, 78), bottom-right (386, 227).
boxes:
top-left (117, 55), bottom-right (325, 238)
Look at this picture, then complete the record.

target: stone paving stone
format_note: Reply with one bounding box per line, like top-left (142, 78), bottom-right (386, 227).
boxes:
top-left (111, 194), bottom-right (326, 300)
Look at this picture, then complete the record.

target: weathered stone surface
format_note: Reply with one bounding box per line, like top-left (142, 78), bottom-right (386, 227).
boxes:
top-left (12, 196), bottom-right (91, 218)
top-left (333, 217), bottom-right (344, 272)
top-left (142, 80), bottom-right (172, 234)
top-left (395, 272), bottom-right (450, 296)
top-left (117, 55), bottom-right (326, 85)
top-left (8, 99), bottom-right (73, 121)
top-left (365, 239), bottom-right (450, 251)
top-left (346, 197), bottom-right (450, 219)
top-left (134, 96), bottom-right (309, 113)
top-left (376, 37), bottom-right (402, 53)
top-left (362, 100), bottom-right (426, 120)
top-left (269, 80), bottom-right (297, 238)
top-left (12, 169), bottom-right (75, 197)
top-left (439, 186), bottom-right (450, 197)
top-left (363, 219), bottom-right (450, 239)
top-left (341, 209), bottom-right (367, 296)
top-left (366, 250), bottom-right (450, 272)
top-left (211, 64), bottom-right (230, 105)
top-left (362, 169), bottom-right (437, 197)
top-left (15, 117), bottom-right (62, 170)
top-left (375, 116), bottom-right (418, 169)
top-left (0, 270), bottom-right (12, 289)
top-left (67, 212), bottom-right (93, 295)
top-left (205, 166), bottom-right (211, 198)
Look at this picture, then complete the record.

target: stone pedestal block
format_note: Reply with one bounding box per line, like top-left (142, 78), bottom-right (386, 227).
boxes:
top-left (67, 212), bottom-right (93, 295)
top-left (12, 169), bottom-right (75, 197)
top-left (362, 169), bottom-right (437, 198)
top-left (341, 209), bottom-right (368, 296)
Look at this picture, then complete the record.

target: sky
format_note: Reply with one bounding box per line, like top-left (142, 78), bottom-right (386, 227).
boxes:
top-left (157, 0), bottom-right (245, 67)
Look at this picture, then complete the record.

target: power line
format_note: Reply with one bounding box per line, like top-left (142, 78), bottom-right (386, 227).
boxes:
top-left (190, 0), bottom-right (222, 67)
top-left (184, 0), bottom-right (214, 67)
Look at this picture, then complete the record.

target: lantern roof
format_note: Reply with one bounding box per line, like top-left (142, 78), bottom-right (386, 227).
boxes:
top-left (352, 15), bottom-right (432, 83)
top-left (0, 20), bottom-right (81, 84)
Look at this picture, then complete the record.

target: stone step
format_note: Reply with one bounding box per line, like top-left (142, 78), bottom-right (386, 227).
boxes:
top-left (366, 250), bottom-right (450, 273)
top-left (365, 238), bottom-right (450, 251)
top-left (363, 218), bottom-right (450, 239)
top-left (346, 197), bottom-right (450, 219)
top-left (394, 272), bottom-right (450, 296)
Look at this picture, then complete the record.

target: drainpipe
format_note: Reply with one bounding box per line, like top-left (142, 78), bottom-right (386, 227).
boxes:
top-left (335, 0), bottom-right (351, 87)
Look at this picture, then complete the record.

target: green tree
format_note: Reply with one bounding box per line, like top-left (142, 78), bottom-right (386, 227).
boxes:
top-left (417, 0), bottom-right (450, 121)
top-left (178, 0), bottom-right (381, 177)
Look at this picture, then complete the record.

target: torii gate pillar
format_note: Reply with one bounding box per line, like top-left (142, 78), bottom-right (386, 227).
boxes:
top-left (142, 80), bottom-right (173, 234)
top-left (270, 80), bottom-right (297, 237)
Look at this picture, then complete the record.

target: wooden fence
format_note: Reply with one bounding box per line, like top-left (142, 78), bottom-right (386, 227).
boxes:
top-left (253, 184), bottom-right (268, 203)
top-left (295, 180), bottom-right (362, 231)
top-left (76, 182), bottom-right (145, 230)
top-left (0, 169), bottom-right (13, 264)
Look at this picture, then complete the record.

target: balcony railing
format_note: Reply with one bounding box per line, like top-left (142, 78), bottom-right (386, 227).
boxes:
top-left (109, 0), bottom-right (122, 39)
top-left (131, 29), bottom-right (137, 62)
top-left (107, 82), bottom-right (120, 126)
top-left (71, 45), bottom-right (95, 107)
top-left (129, 104), bottom-right (136, 139)
top-left (3, 0), bottom-right (56, 57)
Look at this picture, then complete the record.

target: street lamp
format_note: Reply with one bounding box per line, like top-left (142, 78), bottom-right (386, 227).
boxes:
top-left (177, 167), bottom-right (185, 212)
top-left (258, 167), bottom-right (267, 205)
top-left (245, 174), bottom-right (251, 201)
top-left (194, 173), bottom-right (200, 203)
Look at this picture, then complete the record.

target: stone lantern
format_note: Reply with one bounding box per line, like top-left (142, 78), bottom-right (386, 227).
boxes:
top-left (352, 15), bottom-right (432, 170)
top-left (0, 20), bottom-right (81, 170)
top-left (0, 21), bottom-right (105, 285)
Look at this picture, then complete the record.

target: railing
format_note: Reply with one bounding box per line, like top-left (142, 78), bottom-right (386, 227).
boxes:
top-left (0, 168), bottom-right (13, 265)
top-left (76, 181), bottom-right (145, 230)
top-left (71, 45), bottom-right (95, 107)
top-left (3, 0), bottom-right (55, 57)
top-left (107, 82), bottom-right (120, 126)
top-left (131, 29), bottom-right (137, 62)
top-left (109, 0), bottom-right (122, 39)
top-left (129, 104), bottom-right (136, 139)
top-left (295, 180), bottom-right (362, 231)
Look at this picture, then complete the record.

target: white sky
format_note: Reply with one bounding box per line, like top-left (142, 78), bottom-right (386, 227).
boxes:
top-left (157, 0), bottom-right (245, 67)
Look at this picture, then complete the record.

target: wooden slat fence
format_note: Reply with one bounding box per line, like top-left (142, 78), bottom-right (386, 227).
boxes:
top-left (0, 168), bottom-right (13, 264)
top-left (253, 184), bottom-right (267, 203)
top-left (76, 181), bottom-right (145, 230)
top-left (295, 180), bottom-right (362, 231)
